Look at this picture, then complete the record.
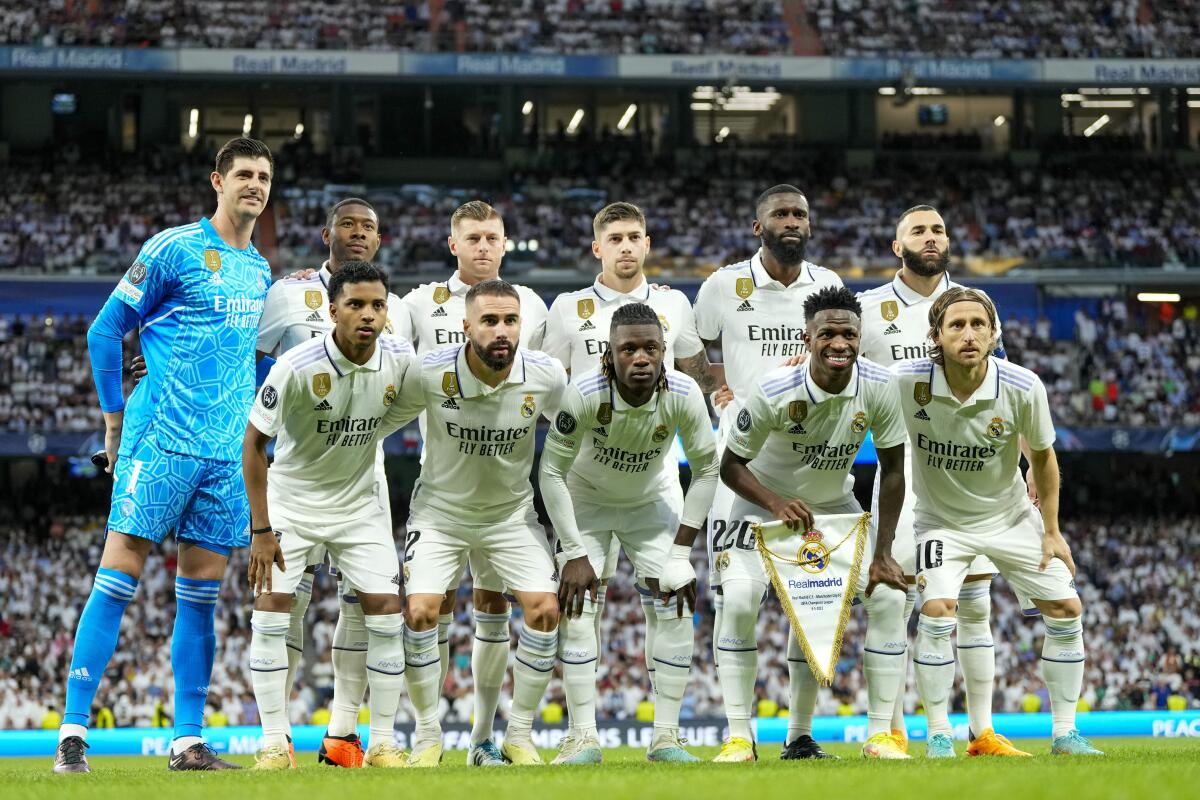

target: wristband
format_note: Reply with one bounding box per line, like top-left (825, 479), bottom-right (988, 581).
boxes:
top-left (252, 526), bottom-right (273, 535)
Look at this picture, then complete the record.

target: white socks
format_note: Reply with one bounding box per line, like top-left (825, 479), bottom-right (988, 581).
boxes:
top-left (559, 600), bottom-right (599, 738)
top-left (651, 603), bottom-right (693, 735)
top-left (508, 625), bottom-right (558, 741)
top-left (250, 610), bottom-right (292, 748)
top-left (328, 592), bottom-right (369, 737)
top-left (716, 579), bottom-right (762, 742)
top-left (640, 590), bottom-right (659, 694)
top-left (1041, 615), bottom-right (1085, 738)
top-left (364, 613), bottom-right (406, 748)
top-left (956, 582), bottom-right (996, 736)
top-left (891, 584), bottom-right (917, 733)
top-left (284, 576), bottom-right (312, 713)
top-left (437, 612), bottom-right (453, 690)
top-left (862, 586), bottom-right (907, 737)
top-left (786, 633), bottom-right (817, 744)
top-left (470, 609), bottom-right (511, 744)
top-left (914, 614), bottom-right (957, 736)
top-left (403, 626), bottom-right (442, 750)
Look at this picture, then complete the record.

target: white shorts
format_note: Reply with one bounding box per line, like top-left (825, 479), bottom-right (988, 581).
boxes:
top-left (405, 504), bottom-right (557, 596)
top-left (269, 506), bottom-right (399, 597)
top-left (302, 465), bottom-right (393, 582)
top-left (915, 506), bottom-right (1078, 607)
top-left (555, 494), bottom-right (682, 583)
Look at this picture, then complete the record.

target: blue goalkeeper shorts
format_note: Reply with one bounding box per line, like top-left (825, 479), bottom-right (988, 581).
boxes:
top-left (107, 431), bottom-right (250, 556)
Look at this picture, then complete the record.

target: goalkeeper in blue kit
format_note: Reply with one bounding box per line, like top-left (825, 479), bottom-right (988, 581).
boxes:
top-left (54, 138), bottom-right (274, 773)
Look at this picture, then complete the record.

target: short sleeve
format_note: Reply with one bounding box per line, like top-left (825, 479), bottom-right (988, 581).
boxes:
top-left (677, 384), bottom-right (718, 461)
top-left (543, 383), bottom-right (589, 460)
top-left (541, 298), bottom-right (572, 371)
top-left (521, 288), bottom-right (549, 351)
top-left (255, 280), bottom-right (290, 355)
top-left (670, 292), bottom-right (704, 359)
top-left (248, 359), bottom-right (295, 438)
top-left (692, 274), bottom-right (722, 341)
top-left (724, 385), bottom-right (773, 460)
top-left (391, 289), bottom-right (417, 344)
top-left (1022, 378), bottom-right (1056, 451)
top-left (869, 376), bottom-right (908, 450)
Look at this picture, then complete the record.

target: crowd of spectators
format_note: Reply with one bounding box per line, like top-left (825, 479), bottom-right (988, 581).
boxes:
top-left (2, 513), bottom-right (1197, 730)
top-left (3, 1), bottom-right (1199, 57)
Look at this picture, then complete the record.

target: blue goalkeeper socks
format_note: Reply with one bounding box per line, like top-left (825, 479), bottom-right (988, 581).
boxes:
top-left (172, 577), bottom-right (221, 741)
top-left (64, 568), bottom-right (138, 728)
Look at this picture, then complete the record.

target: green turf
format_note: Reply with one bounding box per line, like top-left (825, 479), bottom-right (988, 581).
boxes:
top-left (6, 739), bottom-right (1199, 800)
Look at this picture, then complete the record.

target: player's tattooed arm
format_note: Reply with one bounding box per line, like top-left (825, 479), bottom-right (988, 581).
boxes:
top-left (867, 443), bottom-right (908, 595)
top-left (243, 423), bottom-right (285, 594)
top-left (719, 448), bottom-right (814, 531)
top-left (674, 349), bottom-right (724, 394)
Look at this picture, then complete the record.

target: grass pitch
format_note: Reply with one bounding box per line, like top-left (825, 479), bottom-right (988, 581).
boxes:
top-left (5, 739), bottom-right (1198, 800)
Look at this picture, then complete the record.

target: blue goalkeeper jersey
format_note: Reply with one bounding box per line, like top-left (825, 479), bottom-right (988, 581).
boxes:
top-left (106, 218), bottom-right (271, 463)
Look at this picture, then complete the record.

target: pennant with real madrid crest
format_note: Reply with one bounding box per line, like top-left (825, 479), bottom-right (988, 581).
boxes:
top-left (755, 511), bottom-right (870, 685)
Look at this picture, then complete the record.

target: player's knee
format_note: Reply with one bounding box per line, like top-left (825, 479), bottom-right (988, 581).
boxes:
top-left (919, 597), bottom-right (957, 617)
top-left (357, 592), bottom-right (403, 616)
top-left (404, 594), bottom-right (444, 631)
top-left (99, 531), bottom-right (152, 579)
top-left (1037, 597), bottom-right (1082, 618)
top-left (254, 591), bottom-right (293, 613)
top-left (521, 594), bottom-right (560, 631)
top-left (473, 588), bottom-right (510, 614)
top-left (438, 591), bottom-right (455, 615)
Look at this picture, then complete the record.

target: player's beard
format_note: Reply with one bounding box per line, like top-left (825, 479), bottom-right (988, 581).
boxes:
top-left (901, 245), bottom-right (950, 277)
top-left (473, 338), bottom-right (515, 372)
top-left (761, 228), bottom-right (808, 266)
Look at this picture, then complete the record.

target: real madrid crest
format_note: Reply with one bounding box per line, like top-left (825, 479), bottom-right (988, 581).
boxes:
top-left (851, 411), bottom-right (867, 434)
top-left (521, 394), bottom-right (536, 418)
top-left (798, 530), bottom-right (830, 574)
top-left (914, 382), bottom-right (932, 407)
top-left (657, 313), bottom-right (670, 332)
top-left (577, 298), bottom-right (595, 320)
top-left (735, 276), bottom-right (754, 299)
top-left (652, 424), bottom-right (669, 443)
top-left (715, 551), bottom-right (731, 572)
top-left (597, 402), bottom-right (612, 425)
top-left (383, 384), bottom-right (397, 406)
top-left (203, 249), bottom-right (222, 272)
top-left (442, 371), bottom-right (459, 397)
top-left (305, 290), bottom-right (323, 310)
top-left (788, 400), bottom-right (807, 423)
top-left (880, 300), bottom-right (899, 321)
top-left (987, 416), bottom-right (1005, 437)
top-left (312, 373), bottom-right (332, 398)
top-left (433, 285), bottom-right (451, 305)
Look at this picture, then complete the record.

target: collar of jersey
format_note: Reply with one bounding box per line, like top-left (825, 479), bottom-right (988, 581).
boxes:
top-left (931, 356), bottom-right (1000, 405)
top-left (591, 276), bottom-right (650, 302)
top-left (891, 271), bottom-right (952, 307)
top-left (448, 272), bottom-right (470, 295)
top-left (801, 362), bottom-right (859, 404)
top-left (609, 377), bottom-right (661, 413)
top-left (318, 261), bottom-right (333, 289)
top-left (749, 249), bottom-right (814, 289)
top-left (453, 344), bottom-right (526, 397)
top-left (322, 330), bottom-right (382, 376)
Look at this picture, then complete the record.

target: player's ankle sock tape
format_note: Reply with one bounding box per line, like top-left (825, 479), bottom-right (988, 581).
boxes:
top-left (64, 568), bottom-right (138, 726)
top-left (250, 611), bottom-right (291, 740)
top-left (786, 634), bottom-right (817, 740)
top-left (404, 626), bottom-right (440, 668)
top-left (862, 587), bottom-right (907, 732)
top-left (364, 614), bottom-right (406, 740)
top-left (516, 626), bottom-right (558, 670)
top-left (559, 604), bottom-right (599, 730)
top-left (172, 577), bottom-right (220, 740)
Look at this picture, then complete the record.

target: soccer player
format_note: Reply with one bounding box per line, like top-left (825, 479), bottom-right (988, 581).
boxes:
top-left (254, 197), bottom-right (400, 767)
top-left (857, 205), bottom-right (1016, 753)
top-left (892, 287), bottom-right (1102, 757)
top-left (56, 138), bottom-right (274, 773)
top-left (720, 286), bottom-right (911, 761)
top-left (244, 262), bottom-right (416, 769)
top-left (396, 279), bottom-right (570, 768)
top-left (392, 200), bottom-right (548, 762)
top-left (690, 184), bottom-right (842, 761)
top-left (539, 303), bottom-right (720, 764)
top-left (542, 201), bottom-right (720, 702)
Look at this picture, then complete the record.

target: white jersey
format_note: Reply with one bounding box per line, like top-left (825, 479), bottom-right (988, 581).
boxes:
top-left (542, 277), bottom-right (704, 376)
top-left (726, 359), bottom-right (907, 508)
top-left (693, 251), bottom-right (842, 402)
top-left (892, 356), bottom-right (1055, 535)
top-left (543, 367), bottom-right (718, 521)
top-left (393, 271), bottom-right (547, 355)
top-left (398, 344), bottom-right (568, 524)
top-left (256, 262), bottom-right (403, 356)
top-left (249, 333), bottom-right (418, 520)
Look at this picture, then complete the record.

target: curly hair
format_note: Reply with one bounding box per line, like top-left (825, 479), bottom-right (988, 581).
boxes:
top-left (600, 302), bottom-right (668, 393)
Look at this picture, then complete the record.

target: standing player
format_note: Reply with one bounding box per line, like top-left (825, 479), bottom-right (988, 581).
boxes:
top-left (542, 201), bottom-right (720, 700)
top-left (243, 262), bottom-right (416, 769)
top-left (396, 280), bottom-right (571, 768)
top-left (690, 185), bottom-right (842, 761)
top-left (56, 138), bottom-right (274, 773)
top-left (539, 303), bottom-right (720, 765)
top-left (254, 197), bottom-right (398, 767)
top-left (392, 200), bottom-right (548, 761)
top-left (892, 287), bottom-right (1101, 757)
top-left (720, 287), bottom-right (911, 761)
top-left (857, 205), bottom-right (1014, 753)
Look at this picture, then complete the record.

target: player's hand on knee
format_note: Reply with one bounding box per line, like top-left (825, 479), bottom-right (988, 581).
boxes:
top-left (662, 581), bottom-right (696, 619)
top-left (768, 498), bottom-right (814, 531)
top-left (128, 354), bottom-right (148, 385)
top-left (710, 384), bottom-right (734, 410)
top-left (248, 531), bottom-right (285, 594)
top-left (557, 556), bottom-right (599, 619)
top-left (658, 544), bottom-right (697, 618)
top-left (866, 553), bottom-right (907, 596)
top-left (1039, 530), bottom-right (1076, 575)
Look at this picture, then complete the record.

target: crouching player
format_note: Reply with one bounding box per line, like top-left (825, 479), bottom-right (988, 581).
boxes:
top-left (243, 263), bottom-right (419, 768)
top-left (893, 287), bottom-right (1102, 757)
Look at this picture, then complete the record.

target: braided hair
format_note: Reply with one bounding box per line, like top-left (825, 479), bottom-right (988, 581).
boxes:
top-left (600, 302), bottom-right (669, 393)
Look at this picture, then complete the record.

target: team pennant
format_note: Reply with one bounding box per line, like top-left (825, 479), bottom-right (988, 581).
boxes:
top-left (755, 512), bottom-right (870, 685)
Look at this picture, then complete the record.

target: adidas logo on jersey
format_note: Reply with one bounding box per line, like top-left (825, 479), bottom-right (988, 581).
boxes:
top-left (736, 300), bottom-right (754, 312)
top-left (441, 397), bottom-right (459, 410)
top-left (431, 307), bottom-right (448, 318)
top-left (305, 311), bottom-right (322, 322)
top-left (69, 667), bottom-right (92, 682)
top-left (914, 408), bottom-right (930, 421)
top-left (787, 423), bottom-right (806, 435)
top-left (314, 399), bottom-right (333, 411)
top-left (592, 426), bottom-right (608, 436)
top-left (883, 323), bottom-right (901, 335)
top-left (578, 320), bottom-right (595, 331)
